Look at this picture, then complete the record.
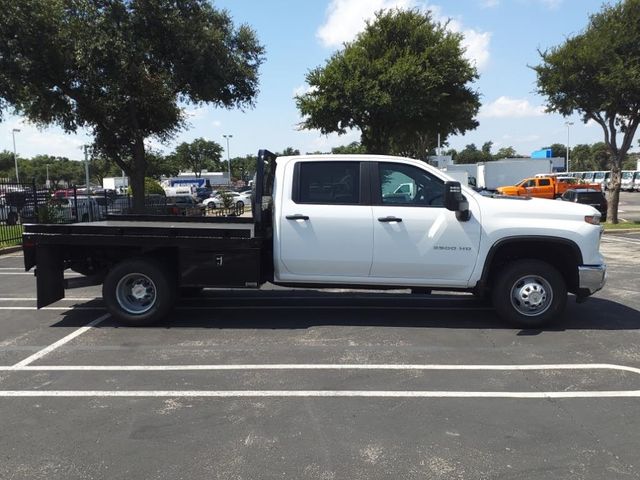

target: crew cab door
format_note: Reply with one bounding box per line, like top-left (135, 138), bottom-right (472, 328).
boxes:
top-left (369, 162), bottom-right (481, 285)
top-left (277, 160), bottom-right (374, 278)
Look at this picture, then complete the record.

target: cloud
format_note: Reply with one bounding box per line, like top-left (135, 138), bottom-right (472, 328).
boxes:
top-left (212, 120), bottom-right (222, 128)
top-left (292, 84), bottom-right (318, 98)
top-left (184, 106), bottom-right (207, 120)
top-left (1, 116), bottom-right (90, 159)
top-left (539, 0), bottom-right (562, 9)
top-left (316, 0), bottom-right (491, 71)
top-left (480, 96), bottom-right (545, 118)
top-left (481, 0), bottom-right (499, 7)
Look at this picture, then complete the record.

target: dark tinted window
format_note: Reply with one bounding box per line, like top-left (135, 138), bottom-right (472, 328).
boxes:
top-left (538, 179), bottom-right (551, 186)
top-left (379, 163), bottom-right (445, 207)
top-left (576, 192), bottom-right (604, 202)
top-left (297, 162), bottom-right (360, 204)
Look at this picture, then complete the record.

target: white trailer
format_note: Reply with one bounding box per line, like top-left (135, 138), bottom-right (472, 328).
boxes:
top-left (477, 159), bottom-right (553, 190)
top-left (443, 164), bottom-right (478, 187)
top-left (102, 176), bottom-right (129, 193)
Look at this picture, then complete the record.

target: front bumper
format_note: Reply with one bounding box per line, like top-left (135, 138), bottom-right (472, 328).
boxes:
top-left (578, 264), bottom-right (607, 296)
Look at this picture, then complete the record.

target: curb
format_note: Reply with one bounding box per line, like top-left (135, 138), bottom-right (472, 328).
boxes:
top-left (602, 228), bottom-right (640, 234)
top-left (0, 245), bottom-right (22, 256)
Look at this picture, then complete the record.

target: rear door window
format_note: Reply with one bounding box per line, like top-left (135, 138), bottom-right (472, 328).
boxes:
top-left (295, 162), bottom-right (360, 205)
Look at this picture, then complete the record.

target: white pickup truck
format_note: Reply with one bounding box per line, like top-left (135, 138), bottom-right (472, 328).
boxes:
top-left (23, 150), bottom-right (606, 328)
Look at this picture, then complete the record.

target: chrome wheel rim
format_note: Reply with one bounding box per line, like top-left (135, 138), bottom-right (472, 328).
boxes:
top-left (510, 275), bottom-right (553, 317)
top-left (115, 273), bottom-right (157, 315)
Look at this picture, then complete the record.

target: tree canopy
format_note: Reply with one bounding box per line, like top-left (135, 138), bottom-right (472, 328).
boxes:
top-left (170, 138), bottom-right (223, 177)
top-left (0, 0), bottom-right (264, 210)
top-left (296, 9), bottom-right (480, 157)
top-left (534, 0), bottom-right (640, 222)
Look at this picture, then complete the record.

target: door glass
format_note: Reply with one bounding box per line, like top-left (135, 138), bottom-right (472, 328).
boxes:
top-left (379, 163), bottom-right (445, 207)
top-left (297, 162), bottom-right (360, 204)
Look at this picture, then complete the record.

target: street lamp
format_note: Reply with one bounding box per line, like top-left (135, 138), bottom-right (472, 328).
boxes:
top-left (11, 128), bottom-right (20, 182)
top-left (565, 121), bottom-right (574, 172)
top-left (223, 134), bottom-right (233, 186)
top-left (46, 164), bottom-right (50, 188)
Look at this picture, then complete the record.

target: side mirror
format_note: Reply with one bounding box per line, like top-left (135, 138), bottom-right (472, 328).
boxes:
top-left (444, 181), bottom-right (471, 222)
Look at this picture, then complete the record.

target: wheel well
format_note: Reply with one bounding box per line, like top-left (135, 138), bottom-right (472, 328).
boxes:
top-left (481, 239), bottom-right (581, 294)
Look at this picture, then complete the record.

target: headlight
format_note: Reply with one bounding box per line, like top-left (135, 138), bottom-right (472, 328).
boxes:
top-left (585, 215), bottom-right (601, 225)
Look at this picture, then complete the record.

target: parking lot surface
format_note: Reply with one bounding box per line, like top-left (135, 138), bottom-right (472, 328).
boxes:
top-left (0, 233), bottom-right (639, 479)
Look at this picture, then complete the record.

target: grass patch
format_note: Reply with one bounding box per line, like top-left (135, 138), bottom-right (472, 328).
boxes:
top-left (0, 224), bottom-right (23, 248)
top-left (602, 221), bottom-right (640, 230)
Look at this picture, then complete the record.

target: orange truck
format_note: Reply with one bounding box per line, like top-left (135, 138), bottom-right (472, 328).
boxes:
top-left (496, 176), bottom-right (601, 199)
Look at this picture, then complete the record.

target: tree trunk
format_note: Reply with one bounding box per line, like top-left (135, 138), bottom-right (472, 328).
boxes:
top-left (607, 158), bottom-right (622, 224)
top-left (130, 136), bottom-right (147, 214)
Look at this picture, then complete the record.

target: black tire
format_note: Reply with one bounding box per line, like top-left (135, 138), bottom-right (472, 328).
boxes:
top-left (236, 200), bottom-right (244, 210)
top-left (6, 212), bottom-right (18, 226)
top-left (491, 259), bottom-right (567, 328)
top-left (102, 258), bottom-right (175, 326)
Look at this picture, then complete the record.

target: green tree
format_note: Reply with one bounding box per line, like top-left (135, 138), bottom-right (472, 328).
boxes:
top-left (534, 0), bottom-right (640, 222)
top-left (296, 9), bottom-right (480, 156)
top-left (278, 147), bottom-right (301, 156)
top-left (455, 142), bottom-right (494, 164)
top-left (332, 142), bottom-right (367, 154)
top-left (230, 155), bottom-right (257, 182)
top-left (494, 146), bottom-right (518, 159)
top-left (0, 0), bottom-right (264, 211)
top-left (569, 144), bottom-right (595, 171)
top-left (171, 138), bottom-right (223, 177)
top-left (541, 143), bottom-right (567, 160)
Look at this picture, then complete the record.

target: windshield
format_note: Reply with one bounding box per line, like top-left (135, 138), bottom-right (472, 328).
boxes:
top-left (622, 172), bottom-right (633, 179)
top-left (594, 172), bottom-right (605, 180)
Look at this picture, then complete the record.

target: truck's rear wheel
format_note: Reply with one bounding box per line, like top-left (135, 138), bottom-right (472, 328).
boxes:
top-left (491, 259), bottom-right (566, 328)
top-left (103, 259), bottom-right (174, 326)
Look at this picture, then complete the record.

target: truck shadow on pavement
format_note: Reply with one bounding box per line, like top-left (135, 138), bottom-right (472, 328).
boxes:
top-left (52, 292), bottom-right (640, 331)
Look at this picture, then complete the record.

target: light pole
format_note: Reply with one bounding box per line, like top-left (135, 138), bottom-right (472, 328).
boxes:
top-left (565, 121), bottom-right (574, 172)
top-left (11, 128), bottom-right (20, 182)
top-left (46, 164), bottom-right (50, 188)
top-left (223, 134), bottom-right (233, 186)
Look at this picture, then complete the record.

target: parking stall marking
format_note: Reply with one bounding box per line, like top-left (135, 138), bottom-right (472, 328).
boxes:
top-left (1, 363), bottom-right (639, 376)
top-left (9, 313), bottom-right (110, 368)
top-left (0, 390), bottom-right (639, 398)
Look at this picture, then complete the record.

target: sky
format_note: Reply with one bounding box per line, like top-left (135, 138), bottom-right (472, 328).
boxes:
top-left (1, 0), bottom-right (636, 162)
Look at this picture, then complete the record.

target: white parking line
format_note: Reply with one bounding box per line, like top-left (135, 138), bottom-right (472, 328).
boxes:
top-left (10, 313), bottom-right (110, 368)
top-left (0, 272), bottom-right (82, 276)
top-left (1, 363), bottom-right (639, 375)
top-left (0, 298), bottom-right (97, 301)
top-left (0, 307), bottom-right (104, 310)
top-left (0, 390), bottom-right (639, 398)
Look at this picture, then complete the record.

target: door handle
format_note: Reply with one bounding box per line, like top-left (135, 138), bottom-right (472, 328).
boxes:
top-left (286, 214), bottom-right (309, 221)
top-left (378, 216), bottom-right (402, 222)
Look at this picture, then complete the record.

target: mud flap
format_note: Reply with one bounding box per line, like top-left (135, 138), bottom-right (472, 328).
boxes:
top-left (36, 245), bottom-right (65, 308)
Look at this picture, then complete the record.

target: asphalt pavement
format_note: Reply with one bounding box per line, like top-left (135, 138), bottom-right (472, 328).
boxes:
top-left (0, 233), bottom-right (639, 480)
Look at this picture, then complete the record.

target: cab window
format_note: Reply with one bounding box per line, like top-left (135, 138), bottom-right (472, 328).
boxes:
top-left (378, 163), bottom-right (444, 207)
top-left (538, 179), bottom-right (551, 186)
top-left (295, 161), bottom-right (360, 205)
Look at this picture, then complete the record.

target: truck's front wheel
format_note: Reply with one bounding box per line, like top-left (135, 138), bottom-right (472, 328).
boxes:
top-left (491, 259), bottom-right (566, 328)
top-left (103, 259), bottom-right (175, 326)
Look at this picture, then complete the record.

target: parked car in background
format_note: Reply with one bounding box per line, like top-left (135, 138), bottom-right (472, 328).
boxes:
top-left (165, 195), bottom-right (206, 216)
top-left (203, 191), bottom-right (251, 210)
top-left (621, 171), bottom-right (639, 191)
top-left (0, 197), bottom-right (19, 225)
top-left (20, 196), bottom-right (103, 223)
top-left (559, 188), bottom-right (607, 222)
